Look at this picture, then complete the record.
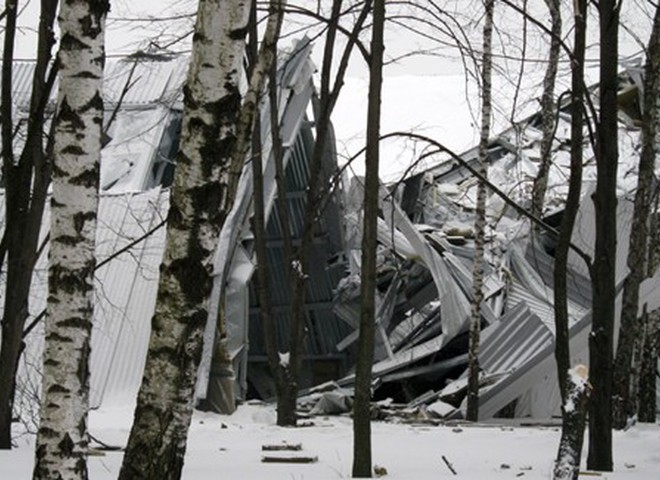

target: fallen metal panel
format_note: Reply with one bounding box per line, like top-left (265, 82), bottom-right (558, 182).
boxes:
top-left (470, 308), bottom-right (591, 419)
top-left (197, 41), bottom-right (316, 401)
top-left (379, 188), bottom-right (470, 341)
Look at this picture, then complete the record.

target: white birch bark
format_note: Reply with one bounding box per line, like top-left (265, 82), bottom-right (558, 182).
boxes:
top-left (531, 0), bottom-right (561, 221)
top-left (119, 1), bottom-right (251, 478)
top-left (32, 1), bottom-right (108, 478)
top-left (467, 0), bottom-right (494, 422)
top-left (554, 365), bottom-right (591, 480)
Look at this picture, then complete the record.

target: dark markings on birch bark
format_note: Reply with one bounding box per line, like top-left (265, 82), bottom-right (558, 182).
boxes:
top-left (72, 70), bottom-right (101, 80)
top-left (88, 0), bottom-right (111, 17)
top-left (73, 211), bottom-right (97, 232)
top-left (38, 427), bottom-right (58, 439)
top-left (57, 318), bottom-right (92, 330)
top-left (50, 267), bottom-right (94, 292)
top-left (79, 16), bottom-right (105, 39)
top-left (190, 183), bottom-right (226, 219)
top-left (58, 33), bottom-right (89, 53)
top-left (47, 384), bottom-right (72, 394)
top-left (77, 342), bottom-right (90, 386)
top-left (229, 26), bottom-right (249, 40)
top-left (167, 258), bottom-right (212, 304)
top-left (58, 433), bottom-right (75, 456)
top-left (79, 90), bottom-right (104, 112)
top-left (57, 99), bottom-right (86, 130)
top-left (45, 332), bottom-right (73, 343)
top-left (60, 145), bottom-right (85, 156)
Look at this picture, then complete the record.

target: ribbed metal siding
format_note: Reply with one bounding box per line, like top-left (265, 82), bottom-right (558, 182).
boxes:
top-left (2, 55), bottom-right (188, 112)
top-left (3, 189), bottom-right (169, 408)
top-left (479, 302), bottom-right (554, 375)
top-left (90, 189), bottom-right (169, 407)
top-left (103, 55), bottom-right (188, 108)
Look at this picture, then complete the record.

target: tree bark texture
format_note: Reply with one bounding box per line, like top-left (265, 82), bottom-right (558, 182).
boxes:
top-left (352, 0), bottom-right (384, 477)
top-left (638, 308), bottom-right (659, 422)
top-left (554, 0), bottom-right (586, 407)
top-left (612, 2), bottom-right (660, 430)
top-left (32, 0), bottom-right (108, 478)
top-left (269, 61), bottom-right (298, 426)
top-left (531, 0), bottom-right (561, 221)
top-left (118, 2), bottom-right (250, 479)
top-left (587, 0), bottom-right (619, 472)
top-left (553, 366), bottom-right (591, 480)
top-left (467, 0), bottom-right (494, 423)
top-left (0, 0), bottom-right (57, 449)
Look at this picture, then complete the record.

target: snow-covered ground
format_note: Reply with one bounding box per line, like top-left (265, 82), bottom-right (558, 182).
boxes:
top-left (2, 403), bottom-right (659, 479)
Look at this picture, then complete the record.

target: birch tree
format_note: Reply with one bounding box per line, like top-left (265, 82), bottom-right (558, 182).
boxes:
top-left (466, 0), bottom-right (494, 422)
top-left (118, 1), bottom-right (289, 477)
top-left (32, 0), bottom-right (109, 478)
top-left (530, 0), bottom-right (561, 221)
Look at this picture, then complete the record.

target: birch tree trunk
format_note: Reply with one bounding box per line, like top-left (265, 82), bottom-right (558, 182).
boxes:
top-left (587, 0), bottom-right (620, 471)
top-left (118, 2), bottom-right (251, 478)
top-left (612, 1), bottom-right (660, 430)
top-left (352, 1), bottom-right (384, 477)
top-left (32, 1), bottom-right (108, 478)
top-left (530, 0), bottom-right (561, 222)
top-left (467, 0), bottom-right (494, 423)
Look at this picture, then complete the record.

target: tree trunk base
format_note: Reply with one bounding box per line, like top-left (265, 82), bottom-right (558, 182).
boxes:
top-left (554, 365), bottom-right (590, 480)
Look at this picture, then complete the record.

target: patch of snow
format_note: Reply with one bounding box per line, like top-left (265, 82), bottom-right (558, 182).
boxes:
top-left (279, 352), bottom-right (290, 368)
top-left (3, 403), bottom-right (659, 479)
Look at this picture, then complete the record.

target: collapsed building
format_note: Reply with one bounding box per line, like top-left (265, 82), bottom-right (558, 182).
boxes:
top-left (329, 62), bottom-right (660, 419)
top-left (2, 39), bottom-right (353, 415)
top-left (2, 40), bottom-right (659, 422)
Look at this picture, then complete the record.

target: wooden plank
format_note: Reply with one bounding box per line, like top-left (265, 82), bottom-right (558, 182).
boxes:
top-left (261, 456), bottom-right (318, 464)
top-left (261, 443), bottom-right (303, 451)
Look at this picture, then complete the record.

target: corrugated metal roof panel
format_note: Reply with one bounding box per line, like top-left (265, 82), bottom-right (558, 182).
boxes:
top-left (2, 55), bottom-right (188, 113)
top-left (4, 189), bottom-right (169, 409)
top-left (103, 55), bottom-right (188, 107)
top-left (90, 188), bottom-right (169, 406)
top-left (506, 279), bottom-right (589, 334)
top-left (478, 302), bottom-right (554, 376)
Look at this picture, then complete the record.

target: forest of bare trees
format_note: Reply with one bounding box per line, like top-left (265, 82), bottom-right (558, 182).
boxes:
top-left (0, 0), bottom-right (659, 479)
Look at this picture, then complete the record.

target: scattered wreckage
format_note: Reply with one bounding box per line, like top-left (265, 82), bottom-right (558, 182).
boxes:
top-left (3, 40), bottom-right (658, 422)
top-left (300, 62), bottom-right (660, 421)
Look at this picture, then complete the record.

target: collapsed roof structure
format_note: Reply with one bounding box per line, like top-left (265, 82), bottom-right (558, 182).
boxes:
top-left (2, 39), bottom-right (353, 414)
top-left (330, 61), bottom-right (660, 419)
top-left (3, 42), bottom-right (659, 422)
